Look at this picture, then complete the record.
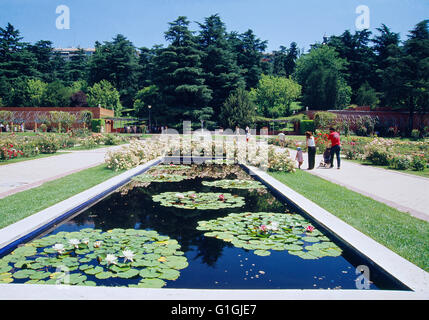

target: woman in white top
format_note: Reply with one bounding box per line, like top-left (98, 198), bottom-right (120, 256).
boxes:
top-left (305, 131), bottom-right (316, 170)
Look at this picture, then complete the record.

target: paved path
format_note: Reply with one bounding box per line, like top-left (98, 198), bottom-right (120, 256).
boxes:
top-left (0, 146), bottom-right (123, 199)
top-left (288, 148), bottom-right (429, 222)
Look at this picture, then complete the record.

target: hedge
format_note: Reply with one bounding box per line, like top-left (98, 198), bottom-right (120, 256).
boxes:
top-left (300, 120), bottom-right (315, 134)
top-left (91, 119), bottom-right (105, 133)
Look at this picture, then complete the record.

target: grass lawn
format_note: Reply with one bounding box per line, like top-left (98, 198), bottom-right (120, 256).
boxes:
top-left (269, 169), bottom-right (429, 271)
top-left (0, 164), bottom-right (124, 229)
top-left (0, 152), bottom-right (70, 166)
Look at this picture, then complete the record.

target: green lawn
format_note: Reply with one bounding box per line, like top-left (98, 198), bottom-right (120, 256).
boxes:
top-left (269, 170), bottom-right (429, 271)
top-left (0, 164), bottom-right (124, 229)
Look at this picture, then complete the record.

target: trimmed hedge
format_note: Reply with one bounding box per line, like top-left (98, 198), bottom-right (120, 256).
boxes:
top-left (91, 119), bottom-right (105, 133)
top-left (300, 120), bottom-right (315, 134)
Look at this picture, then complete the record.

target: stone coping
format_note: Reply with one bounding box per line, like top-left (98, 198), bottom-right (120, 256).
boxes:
top-left (0, 160), bottom-right (428, 299)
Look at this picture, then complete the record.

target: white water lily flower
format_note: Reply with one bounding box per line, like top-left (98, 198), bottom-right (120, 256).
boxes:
top-left (82, 239), bottom-right (89, 245)
top-left (68, 239), bottom-right (80, 248)
top-left (267, 222), bottom-right (279, 231)
top-left (175, 193), bottom-right (185, 199)
top-left (122, 250), bottom-right (135, 263)
top-left (93, 241), bottom-right (102, 248)
top-left (105, 254), bottom-right (117, 265)
top-left (53, 244), bottom-right (65, 254)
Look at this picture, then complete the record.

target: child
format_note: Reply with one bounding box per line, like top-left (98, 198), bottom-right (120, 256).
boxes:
top-left (319, 147), bottom-right (332, 168)
top-left (295, 147), bottom-right (304, 169)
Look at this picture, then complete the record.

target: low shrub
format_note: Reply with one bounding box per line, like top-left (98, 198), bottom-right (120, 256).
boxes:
top-left (411, 155), bottom-right (426, 171)
top-left (389, 155), bottom-right (411, 170)
top-left (34, 135), bottom-right (60, 154)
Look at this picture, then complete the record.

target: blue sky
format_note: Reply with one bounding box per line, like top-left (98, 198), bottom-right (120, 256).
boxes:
top-left (1, 0), bottom-right (428, 52)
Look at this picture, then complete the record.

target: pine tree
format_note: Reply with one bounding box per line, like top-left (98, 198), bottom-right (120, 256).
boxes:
top-left (198, 14), bottom-right (245, 120)
top-left (152, 16), bottom-right (212, 127)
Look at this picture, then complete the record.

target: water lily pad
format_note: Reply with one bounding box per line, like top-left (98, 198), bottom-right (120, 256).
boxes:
top-left (254, 250), bottom-right (271, 256)
top-left (0, 228), bottom-right (188, 288)
top-left (197, 212), bottom-right (342, 260)
top-left (95, 271), bottom-right (113, 280)
top-left (116, 269), bottom-right (140, 279)
top-left (152, 191), bottom-right (245, 210)
top-left (202, 179), bottom-right (266, 189)
top-left (138, 278), bottom-right (166, 288)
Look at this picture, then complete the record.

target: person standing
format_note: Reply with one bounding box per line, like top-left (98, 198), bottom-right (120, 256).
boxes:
top-left (295, 147), bottom-right (304, 169)
top-left (328, 127), bottom-right (341, 169)
top-left (305, 131), bottom-right (316, 170)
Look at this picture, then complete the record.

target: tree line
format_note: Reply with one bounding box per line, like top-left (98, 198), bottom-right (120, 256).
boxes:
top-left (0, 15), bottom-right (427, 131)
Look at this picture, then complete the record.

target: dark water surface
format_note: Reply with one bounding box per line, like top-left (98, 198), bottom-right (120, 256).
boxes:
top-left (38, 165), bottom-right (408, 290)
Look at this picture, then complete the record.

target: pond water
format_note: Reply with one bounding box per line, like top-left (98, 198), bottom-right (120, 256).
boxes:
top-left (0, 164), bottom-right (409, 290)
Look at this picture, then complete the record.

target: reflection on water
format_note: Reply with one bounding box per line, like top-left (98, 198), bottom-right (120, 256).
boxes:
top-left (46, 165), bottom-right (408, 290)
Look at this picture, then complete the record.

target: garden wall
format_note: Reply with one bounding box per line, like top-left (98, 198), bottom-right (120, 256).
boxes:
top-left (0, 107), bottom-right (114, 131)
top-left (306, 109), bottom-right (429, 133)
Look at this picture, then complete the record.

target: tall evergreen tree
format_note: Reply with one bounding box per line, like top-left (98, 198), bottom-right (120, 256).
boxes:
top-left (228, 29), bottom-right (267, 89)
top-left (0, 23), bottom-right (37, 80)
top-left (66, 48), bottom-right (88, 82)
top-left (88, 34), bottom-right (139, 107)
top-left (328, 30), bottom-right (376, 102)
top-left (152, 16), bottom-right (212, 127)
top-left (381, 20), bottom-right (429, 133)
top-left (198, 14), bottom-right (245, 120)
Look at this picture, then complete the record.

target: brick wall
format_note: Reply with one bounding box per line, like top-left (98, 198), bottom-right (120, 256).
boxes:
top-left (0, 107), bottom-right (114, 131)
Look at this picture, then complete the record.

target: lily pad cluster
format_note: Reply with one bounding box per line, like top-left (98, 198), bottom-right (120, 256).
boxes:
top-left (0, 228), bottom-right (188, 287)
top-left (196, 212), bottom-right (342, 259)
top-left (202, 179), bottom-right (266, 190)
top-left (204, 159), bottom-right (235, 165)
top-left (152, 191), bottom-right (245, 210)
top-left (132, 173), bottom-right (187, 183)
top-left (154, 164), bottom-right (191, 171)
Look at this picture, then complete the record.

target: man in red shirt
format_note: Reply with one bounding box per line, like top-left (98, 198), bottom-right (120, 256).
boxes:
top-left (328, 127), bottom-right (341, 169)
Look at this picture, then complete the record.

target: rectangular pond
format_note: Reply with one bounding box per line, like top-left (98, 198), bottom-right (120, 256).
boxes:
top-left (0, 162), bottom-right (411, 290)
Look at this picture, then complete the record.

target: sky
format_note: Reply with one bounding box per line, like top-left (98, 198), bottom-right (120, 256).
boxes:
top-left (0, 0), bottom-right (428, 52)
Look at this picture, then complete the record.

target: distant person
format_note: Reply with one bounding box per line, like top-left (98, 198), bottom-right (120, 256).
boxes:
top-left (328, 127), bottom-right (341, 169)
top-left (305, 131), bottom-right (316, 170)
top-left (295, 147), bottom-right (304, 169)
top-left (278, 132), bottom-right (285, 147)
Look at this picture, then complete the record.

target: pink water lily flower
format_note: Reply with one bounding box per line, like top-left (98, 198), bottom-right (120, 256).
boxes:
top-left (219, 194), bottom-right (225, 201)
top-left (306, 225), bottom-right (315, 233)
top-left (259, 225), bottom-right (268, 232)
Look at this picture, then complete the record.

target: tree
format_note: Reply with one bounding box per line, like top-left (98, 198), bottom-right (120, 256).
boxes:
top-left (327, 29), bottom-right (376, 101)
top-left (294, 45), bottom-right (351, 109)
top-left (152, 16), bottom-right (212, 127)
top-left (0, 23), bottom-right (37, 80)
top-left (42, 81), bottom-right (72, 107)
top-left (250, 74), bottom-right (301, 118)
top-left (88, 35), bottom-right (139, 107)
top-left (27, 40), bottom-right (55, 82)
top-left (87, 80), bottom-right (122, 115)
top-left (220, 88), bottom-right (255, 129)
top-left (372, 24), bottom-right (400, 96)
top-left (70, 91), bottom-right (88, 107)
top-left (228, 29), bottom-right (268, 89)
top-left (380, 20), bottom-right (429, 133)
top-left (272, 42), bottom-right (300, 77)
top-left (133, 85), bottom-right (159, 118)
top-left (356, 81), bottom-right (378, 108)
top-left (198, 14), bottom-right (245, 119)
top-left (25, 79), bottom-right (47, 106)
top-left (66, 48), bottom-right (88, 82)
